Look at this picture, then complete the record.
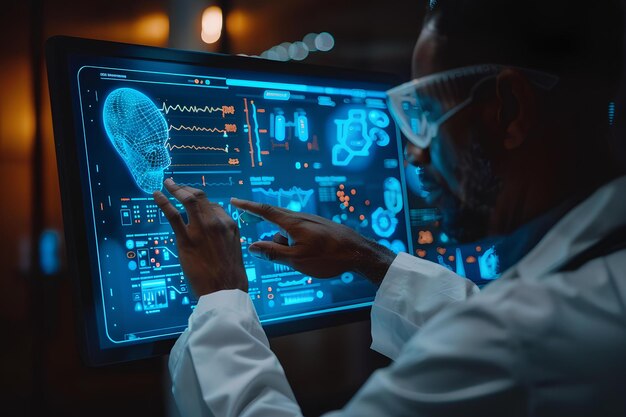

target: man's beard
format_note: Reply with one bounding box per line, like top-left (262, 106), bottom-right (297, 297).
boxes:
top-left (438, 139), bottom-right (502, 243)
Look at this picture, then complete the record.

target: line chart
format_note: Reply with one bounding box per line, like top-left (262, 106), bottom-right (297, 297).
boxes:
top-left (251, 186), bottom-right (315, 210)
top-left (170, 159), bottom-right (239, 167)
top-left (277, 277), bottom-right (311, 288)
top-left (169, 123), bottom-right (237, 134)
top-left (176, 176), bottom-right (234, 187)
top-left (259, 230), bottom-right (280, 240)
top-left (160, 103), bottom-right (235, 118)
top-left (166, 143), bottom-right (232, 152)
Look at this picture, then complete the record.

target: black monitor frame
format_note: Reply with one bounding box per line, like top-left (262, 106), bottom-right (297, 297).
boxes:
top-left (46, 36), bottom-right (403, 366)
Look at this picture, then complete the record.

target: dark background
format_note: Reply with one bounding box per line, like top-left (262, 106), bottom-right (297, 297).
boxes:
top-left (1, 1), bottom-right (625, 416)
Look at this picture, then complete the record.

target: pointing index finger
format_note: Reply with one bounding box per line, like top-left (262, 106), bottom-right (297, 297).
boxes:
top-left (231, 198), bottom-right (292, 228)
top-left (164, 178), bottom-right (206, 224)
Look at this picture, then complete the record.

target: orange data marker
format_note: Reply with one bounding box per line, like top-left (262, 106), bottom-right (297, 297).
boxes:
top-left (418, 230), bottom-right (434, 245)
top-left (339, 184), bottom-right (345, 190)
top-left (416, 249), bottom-right (427, 257)
top-left (436, 247), bottom-right (446, 255)
top-left (448, 255), bottom-right (455, 262)
top-left (466, 256), bottom-right (477, 264)
top-left (349, 206), bottom-right (355, 212)
top-left (350, 189), bottom-right (356, 195)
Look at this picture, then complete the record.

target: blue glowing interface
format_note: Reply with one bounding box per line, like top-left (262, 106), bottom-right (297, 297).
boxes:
top-left (70, 57), bottom-right (412, 348)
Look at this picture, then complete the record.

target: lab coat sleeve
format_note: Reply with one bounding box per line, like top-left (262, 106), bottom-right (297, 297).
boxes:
top-left (324, 284), bottom-right (525, 417)
top-left (371, 252), bottom-right (480, 360)
top-left (169, 289), bottom-right (303, 417)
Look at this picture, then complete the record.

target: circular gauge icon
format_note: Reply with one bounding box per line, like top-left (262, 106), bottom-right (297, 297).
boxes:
top-left (368, 110), bottom-right (390, 128)
top-left (370, 127), bottom-right (390, 147)
top-left (341, 272), bottom-right (354, 284)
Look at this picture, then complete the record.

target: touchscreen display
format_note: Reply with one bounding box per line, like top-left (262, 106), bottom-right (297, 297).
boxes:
top-left (69, 56), bottom-right (411, 348)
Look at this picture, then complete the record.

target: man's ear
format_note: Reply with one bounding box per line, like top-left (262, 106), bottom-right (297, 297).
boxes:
top-left (495, 69), bottom-right (538, 150)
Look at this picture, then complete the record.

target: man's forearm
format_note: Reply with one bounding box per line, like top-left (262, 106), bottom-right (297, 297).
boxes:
top-left (352, 238), bottom-right (397, 285)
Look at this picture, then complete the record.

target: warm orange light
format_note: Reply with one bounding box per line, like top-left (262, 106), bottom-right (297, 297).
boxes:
top-left (201, 6), bottom-right (223, 44)
top-left (226, 9), bottom-right (249, 37)
top-left (134, 12), bottom-right (169, 44)
top-left (0, 58), bottom-right (35, 156)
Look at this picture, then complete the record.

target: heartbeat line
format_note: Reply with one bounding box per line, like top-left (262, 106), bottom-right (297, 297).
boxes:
top-left (160, 103), bottom-right (235, 118)
top-left (169, 124), bottom-right (238, 134)
top-left (178, 176), bottom-right (234, 187)
top-left (166, 143), bottom-right (231, 153)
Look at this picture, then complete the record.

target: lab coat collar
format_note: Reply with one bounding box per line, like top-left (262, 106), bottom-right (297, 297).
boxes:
top-left (501, 175), bottom-right (626, 279)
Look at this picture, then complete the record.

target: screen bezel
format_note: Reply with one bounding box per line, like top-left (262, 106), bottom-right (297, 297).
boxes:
top-left (46, 36), bottom-right (403, 366)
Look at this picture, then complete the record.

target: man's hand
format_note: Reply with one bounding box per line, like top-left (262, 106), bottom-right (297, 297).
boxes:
top-left (153, 179), bottom-right (248, 297)
top-left (231, 198), bottom-right (396, 284)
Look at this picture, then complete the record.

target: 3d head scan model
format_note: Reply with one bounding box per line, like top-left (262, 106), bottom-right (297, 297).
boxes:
top-left (102, 88), bottom-right (171, 193)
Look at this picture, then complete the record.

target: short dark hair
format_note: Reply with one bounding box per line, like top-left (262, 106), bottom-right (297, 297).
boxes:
top-left (426, 0), bottom-right (624, 101)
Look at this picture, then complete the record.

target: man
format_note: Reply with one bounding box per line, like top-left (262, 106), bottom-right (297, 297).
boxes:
top-left (154, 0), bottom-right (626, 415)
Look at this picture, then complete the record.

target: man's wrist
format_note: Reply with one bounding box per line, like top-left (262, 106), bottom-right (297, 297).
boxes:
top-left (351, 238), bottom-right (396, 285)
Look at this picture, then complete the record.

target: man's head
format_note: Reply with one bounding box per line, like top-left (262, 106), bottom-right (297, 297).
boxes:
top-left (401, 0), bottom-right (624, 242)
top-left (103, 88), bottom-right (171, 194)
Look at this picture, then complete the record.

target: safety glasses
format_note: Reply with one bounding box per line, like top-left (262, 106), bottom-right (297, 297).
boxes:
top-left (386, 64), bottom-right (559, 148)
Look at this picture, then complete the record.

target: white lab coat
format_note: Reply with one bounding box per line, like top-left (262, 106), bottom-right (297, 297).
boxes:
top-left (169, 176), bottom-right (626, 417)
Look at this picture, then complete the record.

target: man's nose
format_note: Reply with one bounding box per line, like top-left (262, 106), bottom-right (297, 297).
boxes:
top-left (404, 142), bottom-right (431, 166)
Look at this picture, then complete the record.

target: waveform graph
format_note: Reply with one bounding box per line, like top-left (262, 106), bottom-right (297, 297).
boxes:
top-left (252, 186), bottom-right (316, 250)
top-left (160, 102), bottom-right (236, 118)
top-left (169, 122), bottom-right (237, 138)
top-left (165, 132), bottom-right (243, 168)
top-left (159, 100), bottom-right (238, 140)
top-left (164, 171), bottom-right (242, 195)
top-left (166, 142), bottom-right (232, 154)
top-left (171, 175), bottom-right (234, 188)
top-left (251, 186), bottom-right (316, 213)
top-left (277, 276), bottom-right (312, 288)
